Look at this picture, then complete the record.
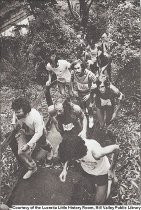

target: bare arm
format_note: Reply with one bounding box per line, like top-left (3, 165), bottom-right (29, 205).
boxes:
top-left (79, 112), bottom-right (87, 137)
top-left (74, 105), bottom-right (87, 137)
top-left (92, 143), bottom-right (119, 175)
top-left (48, 105), bottom-right (62, 133)
top-left (52, 117), bottom-right (62, 133)
top-left (59, 161), bottom-right (68, 182)
top-left (111, 85), bottom-right (124, 121)
top-left (92, 143), bottom-right (119, 160)
top-left (109, 148), bottom-right (119, 171)
top-left (70, 71), bottom-right (78, 97)
top-left (46, 72), bottom-right (52, 86)
top-left (46, 64), bottom-right (52, 85)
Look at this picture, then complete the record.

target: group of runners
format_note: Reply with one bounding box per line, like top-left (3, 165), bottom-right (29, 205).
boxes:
top-left (9, 33), bottom-right (124, 204)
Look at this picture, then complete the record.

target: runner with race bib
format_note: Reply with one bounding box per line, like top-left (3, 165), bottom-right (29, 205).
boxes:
top-left (70, 59), bottom-right (97, 128)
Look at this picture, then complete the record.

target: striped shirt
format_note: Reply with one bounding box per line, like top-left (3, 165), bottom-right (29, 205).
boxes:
top-left (71, 69), bottom-right (96, 92)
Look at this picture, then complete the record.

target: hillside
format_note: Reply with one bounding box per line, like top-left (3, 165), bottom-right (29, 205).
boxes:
top-left (1, 0), bottom-right (140, 205)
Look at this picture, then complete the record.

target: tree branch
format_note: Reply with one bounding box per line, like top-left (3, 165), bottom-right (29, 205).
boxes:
top-left (66, 0), bottom-right (78, 21)
top-left (87, 0), bottom-right (95, 12)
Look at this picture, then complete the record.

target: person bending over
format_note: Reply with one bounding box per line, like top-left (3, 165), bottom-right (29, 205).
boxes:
top-left (10, 97), bottom-right (53, 179)
top-left (47, 97), bottom-right (87, 139)
top-left (58, 135), bottom-right (119, 204)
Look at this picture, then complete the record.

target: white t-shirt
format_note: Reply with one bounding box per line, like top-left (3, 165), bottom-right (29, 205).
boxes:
top-left (79, 139), bottom-right (110, 176)
top-left (46, 60), bottom-right (71, 83)
top-left (11, 108), bottom-right (45, 146)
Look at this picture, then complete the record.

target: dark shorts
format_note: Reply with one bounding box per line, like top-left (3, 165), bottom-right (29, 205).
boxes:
top-left (82, 170), bottom-right (108, 186)
top-left (19, 132), bottom-right (52, 152)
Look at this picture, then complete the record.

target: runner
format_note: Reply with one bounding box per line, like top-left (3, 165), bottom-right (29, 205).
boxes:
top-left (10, 97), bottom-right (53, 179)
top-left (47, 97), bottom-right (87, 139)
top-left (101, 33), bottom-right (110, 54)
top-left (96, 42), bottom-right (112, 80)
top-left (45, 52), bottom-right (72, 105)
top-left (70, 59), bottom-right (97, 128)
top-left (58, 135), bottom-right (119, 204)
top-left (76, 34), bottom-right (86, 59)
top-left (92, 75), bottom-right (124, 129)
top-left (35, 55), bottom-right (57, 107)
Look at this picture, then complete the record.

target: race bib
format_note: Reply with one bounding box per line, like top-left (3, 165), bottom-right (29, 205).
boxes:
top-left (63, 123), bottom-right (74, 131)
top-left (100, 98), bottom-right (112, 106)
top-left (77, 82), bottom-right (89, 91)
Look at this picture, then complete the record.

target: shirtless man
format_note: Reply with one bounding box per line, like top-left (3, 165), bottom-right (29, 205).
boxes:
top-left (70, 59), bottom-right (97, 128)
top-left (58, 135), bottom-right (119, 204)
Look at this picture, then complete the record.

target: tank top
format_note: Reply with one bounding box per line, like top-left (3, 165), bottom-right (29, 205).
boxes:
top-left (80, 139), bottom-right (110, 176)
top-left (56, 108), bottom-right (81, 134)
top-left (94, 84), bottom-right (121, 108)
top-left (73, 69), bottom-right (94, 92)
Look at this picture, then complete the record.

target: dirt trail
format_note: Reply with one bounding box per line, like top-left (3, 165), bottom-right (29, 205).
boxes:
top-left (7, 124), bottom-right (83, 206)
top-left (7, 115), bottom-right (113, 206)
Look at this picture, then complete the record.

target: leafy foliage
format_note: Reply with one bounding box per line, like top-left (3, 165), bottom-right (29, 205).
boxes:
top-left (1, 0), bottom-right (140, 205)
top-left (106, 1), bottom-right (140, 94)
top-left (1, 4), bottom-right (77, 90)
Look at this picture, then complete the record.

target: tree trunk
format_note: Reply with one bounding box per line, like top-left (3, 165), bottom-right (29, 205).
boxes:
top-left (79, 0), bottom-right (94, 31)
top-left (66, 0), bottom-right (78, 21)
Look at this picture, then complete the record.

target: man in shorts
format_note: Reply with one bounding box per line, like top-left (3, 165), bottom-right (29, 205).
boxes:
top-left (47, 97), bottom-right (87, 139)
top-left (45, 52), bottom-right (72, 106)
top-left (92, 75), bottom-right (124, 129)
top-left (10, 97), bottom-right (53, 179)
top-left (70, 59), bottom-right (97, 128)
top-left (58, 135), bottom-right (119, 204)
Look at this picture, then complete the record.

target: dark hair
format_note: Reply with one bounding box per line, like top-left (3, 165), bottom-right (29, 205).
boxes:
top-left (63, 97), bottom-right (72, 118)
top-left (12, 97), bottom-right (31, 115)
top-left (97, 42), bottom-right (104, 52)
top-left (96, 75), bottom-right (110, 88)
top-left (58, 136), bottom-right (87, 163)
top-left (71, 59), bottom-right (85, 72)
top-left (49, 51), bottom-right (59, 65)
top-left (55, 97), bottom-right (73, 123)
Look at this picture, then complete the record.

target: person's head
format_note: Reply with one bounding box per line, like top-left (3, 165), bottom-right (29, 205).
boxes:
top-left (12, 97), bottom-right (31, 119)
top-left (49, 51), bottom-right (59, 67)
top-left (58, 136), bottom-right (87, 163)
top-left (54, 97), bottom-right (72, 117)
top-left (54, 101), bottom-right (64, 116)
top-left (71, 60), bottom-right (85, 76)
top-left (96, 75), bottom-right (110, 94)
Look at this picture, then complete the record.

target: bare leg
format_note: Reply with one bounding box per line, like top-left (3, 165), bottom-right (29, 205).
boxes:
top-left (95, 183), bottom-right (108, 204)
top-left (67, 84), bottom-right (73, 97)
top-left (58, 82), bottom-right (65, 95)
top-left (17, 131), bottom-right (36, 170)
top-left (105, 106), bottom-right (114, 125)
top-left (96, 108), bottom-right (105, 128)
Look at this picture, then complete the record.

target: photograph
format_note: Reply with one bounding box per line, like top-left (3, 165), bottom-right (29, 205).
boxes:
top-left (0, 0), bottom-right (140, 208)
